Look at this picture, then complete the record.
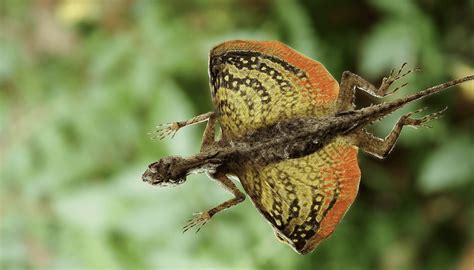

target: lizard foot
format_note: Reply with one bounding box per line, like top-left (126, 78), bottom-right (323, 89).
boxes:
top-left (150, 122), bottom-right (182, 140)
top-left (400, 107), bottom-right (447, 129)
top-left (182, 212), bottom-right (212, 233)
top-left (380, 62), bottom-right (420, 96)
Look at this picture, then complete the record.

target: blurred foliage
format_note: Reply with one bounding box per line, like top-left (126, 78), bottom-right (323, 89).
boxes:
top-left (1, 0), bottom-right (473, 269)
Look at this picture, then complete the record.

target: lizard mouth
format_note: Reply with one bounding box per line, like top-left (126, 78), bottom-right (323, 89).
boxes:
top-left (141, 168), bottom-right (186, 187)
top-left (141, 168), bottom-right (160, 185)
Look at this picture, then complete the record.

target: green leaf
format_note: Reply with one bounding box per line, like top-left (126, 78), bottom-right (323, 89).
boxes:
top-left (418, 135), bottom-right (474, 193)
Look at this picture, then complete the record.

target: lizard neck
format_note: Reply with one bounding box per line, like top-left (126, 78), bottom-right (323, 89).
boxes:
top-left (173, 147), bottom-right (234, 177)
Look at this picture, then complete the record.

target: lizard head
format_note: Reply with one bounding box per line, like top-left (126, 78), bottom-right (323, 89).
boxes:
top-left (142, 156), bottom-right (187, 187)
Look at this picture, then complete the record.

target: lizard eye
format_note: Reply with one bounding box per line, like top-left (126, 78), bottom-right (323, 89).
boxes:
top-left (148, 162), bottom-right (158, 173)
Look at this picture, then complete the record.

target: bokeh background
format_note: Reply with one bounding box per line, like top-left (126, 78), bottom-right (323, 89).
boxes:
top-left (1, 0), bottom-right (473, 269)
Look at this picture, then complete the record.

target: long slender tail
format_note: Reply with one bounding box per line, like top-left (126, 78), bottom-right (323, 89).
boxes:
top-left (360, 75), bottom-right (474, 123)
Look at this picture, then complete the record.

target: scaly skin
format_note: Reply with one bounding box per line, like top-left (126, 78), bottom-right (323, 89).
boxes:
top-left (142, 40), bottom-right (474, 255)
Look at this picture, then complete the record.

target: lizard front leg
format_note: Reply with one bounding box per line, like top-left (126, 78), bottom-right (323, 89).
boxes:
top-left (200, 111), bottom-right (218, 151)
top-left (152, 111), bottom-right (215, 139)
top-left (349, 107), bottom-right (447, 159)
top-left (337, 63), bottom-right (417, 111)
top-left (182, 171), bottom-right (246, 233)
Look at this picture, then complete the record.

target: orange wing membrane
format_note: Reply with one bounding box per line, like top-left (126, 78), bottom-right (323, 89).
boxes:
top-left (208, 40), bottom-right (361, 254)
top-left (209, 40), bottom-right (339, 139)
top-left (237, 139), bottom-right (360, 254)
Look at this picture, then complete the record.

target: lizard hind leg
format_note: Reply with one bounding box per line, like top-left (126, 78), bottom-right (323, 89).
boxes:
top-left (398, 106), bottom-right (447, 129)
top-left (380, 63), bottom-right (420, 96)
top-left (336, 63), bottom-right (419, 112)
top-left (350, 107), bottom-right (447, 159)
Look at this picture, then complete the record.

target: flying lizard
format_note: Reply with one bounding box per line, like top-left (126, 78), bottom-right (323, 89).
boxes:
top-left (142, 40), bottom-right (474, 255)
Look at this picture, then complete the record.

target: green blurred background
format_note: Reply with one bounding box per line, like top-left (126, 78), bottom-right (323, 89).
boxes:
top-left (1, 0), bottom-right (473, 269)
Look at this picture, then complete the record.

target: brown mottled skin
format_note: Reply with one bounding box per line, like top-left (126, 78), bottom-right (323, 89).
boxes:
top-left (142, 41), bottom-right (474, 254)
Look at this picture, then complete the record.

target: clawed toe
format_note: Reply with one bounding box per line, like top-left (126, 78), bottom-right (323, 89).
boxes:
top-left (182, 212), bottom-right (211, 233)
top-left (386, 82), bottom-right (408, 95)
top-left (401, 107), bottom-right (447, 128)
top-left (150, 122), bottom-right (181, 140)
top-left (381, 63), bottom-right (420, 96)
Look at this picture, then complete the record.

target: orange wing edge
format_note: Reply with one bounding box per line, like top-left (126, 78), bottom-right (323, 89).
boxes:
top-left (210, 40), bottom-right (340, 105)
top-left (299, 146), bottom-right (361, 254)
